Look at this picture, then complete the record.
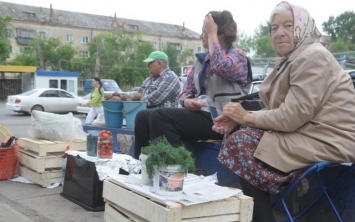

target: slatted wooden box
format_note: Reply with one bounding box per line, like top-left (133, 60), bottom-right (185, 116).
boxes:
top-left (103, 178), bottom-right (254, 222)
top-left (18, 138), bottom-right (86, 156)
top-left (17, 137), bottom-right (86, 187)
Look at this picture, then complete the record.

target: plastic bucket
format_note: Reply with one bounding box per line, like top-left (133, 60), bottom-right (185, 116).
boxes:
top-left (123, 101), bottom-right (147, 130)
top-left (152, 165), bottom-right (184, 196)
top-left (102, 101), bottom-right (124, 128)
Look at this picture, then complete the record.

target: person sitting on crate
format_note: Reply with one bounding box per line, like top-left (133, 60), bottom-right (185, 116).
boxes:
top-left (212, 2), bottom-right (355, 221)
top-left (133, 10), bottom-right (252, 159)
top-left (138, 51), bottom-right (181, 109)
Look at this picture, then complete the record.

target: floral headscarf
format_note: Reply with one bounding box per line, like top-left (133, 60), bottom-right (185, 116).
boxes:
top-left (273, 1), bottom-right (322, 68)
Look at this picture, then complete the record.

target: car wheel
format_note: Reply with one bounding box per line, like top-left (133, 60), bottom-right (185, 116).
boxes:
top-left (31, 105), bottom-right (44, 113)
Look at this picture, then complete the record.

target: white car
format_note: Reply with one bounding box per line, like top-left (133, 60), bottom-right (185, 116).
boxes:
top-left (76, 91), bottom-right (115, 114)
top-left (76, 93), bottom-right (92, 114)
top-left (6, 88), bottom-right (82, 114)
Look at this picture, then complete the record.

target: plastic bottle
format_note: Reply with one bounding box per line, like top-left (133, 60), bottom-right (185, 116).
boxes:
top-left (61, 145), bottom-right (70, 185)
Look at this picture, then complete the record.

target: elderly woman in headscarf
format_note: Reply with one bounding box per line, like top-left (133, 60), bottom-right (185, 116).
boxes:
top-left (212, 1), bottom-right (355, 221)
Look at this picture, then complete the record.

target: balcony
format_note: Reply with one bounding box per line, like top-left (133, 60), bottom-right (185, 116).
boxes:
top-left (15, 37), bottom-right (33, 45)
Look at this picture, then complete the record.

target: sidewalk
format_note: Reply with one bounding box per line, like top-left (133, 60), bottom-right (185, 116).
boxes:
top-left (0, 180), bottom-right (103, 222)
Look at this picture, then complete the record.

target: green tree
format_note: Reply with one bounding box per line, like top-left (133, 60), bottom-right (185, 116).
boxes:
top-left (10, 37), bottom-right (76, 70)
top-left (328, 38), bottom-right (350, 53)
top-left (237, 32), bottom-right (254, 55)
top-left (249, 23), bottom-right (276, 58)
top-left (179, 47), bottom-right (194, 67)
top-left (0, 16), bottom-right (12, 64)
top-left (87, 30), bottom-right (154, 88)
top-left (164, 44), bottom-right (180, 75)
top-left (322, 11), bottom-right (355, 50)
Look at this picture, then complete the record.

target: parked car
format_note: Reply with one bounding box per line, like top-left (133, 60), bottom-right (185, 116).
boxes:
top-left (83, 79), bottom-right (122, 95)
top-left (76, 91), bottom-right (115, 114)
top-left (76, 93), bottom-right (92, 114)
top-left (6, 88), bottom-right (82, 114)
top-left (346, 69), bottom-right (355, 88)
top-left (249, 81), bottom-right (263, 94)
top-left (122, 87), bottom-right (141, 95)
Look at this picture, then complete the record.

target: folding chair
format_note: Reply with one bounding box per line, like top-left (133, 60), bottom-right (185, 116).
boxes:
top-left (272, 161), bottom-right (355, 222)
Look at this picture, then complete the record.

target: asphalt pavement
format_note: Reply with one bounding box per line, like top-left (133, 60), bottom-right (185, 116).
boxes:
top-left (0, 101), bottom-right (104, 222)
top-left (0, 179), bottom-right (104, 222)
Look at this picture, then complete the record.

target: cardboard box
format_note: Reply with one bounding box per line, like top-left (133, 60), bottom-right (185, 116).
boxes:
top-left (103, 178), bottom-right (254, 222)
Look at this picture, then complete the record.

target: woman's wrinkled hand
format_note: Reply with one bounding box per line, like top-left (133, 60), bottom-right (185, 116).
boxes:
top-left (212, 115), bottom-right (239, 134)
top-left (184, 98), bottom-right (207, 111)
top-left (222, 102), bottom-right (249, 125)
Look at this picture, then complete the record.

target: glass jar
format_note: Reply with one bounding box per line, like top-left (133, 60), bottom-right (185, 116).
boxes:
top-left (86, 130), bottom-right (99, 157)
top-left (97, 130), bottom-right (113, 159)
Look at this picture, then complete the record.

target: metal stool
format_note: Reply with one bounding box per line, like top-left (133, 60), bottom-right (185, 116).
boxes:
top-left (272, 161), bottom-right (355, 222)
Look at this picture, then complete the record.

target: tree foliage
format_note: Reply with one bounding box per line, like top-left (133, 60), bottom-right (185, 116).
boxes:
top-left (83, 30), bottom-right (155, 89)
top-left (0, 16), bottom-right (12, 64)
top-left (322, 11), bottom-right (355, 51)
top-left (164, 44), bottom-right (180, 75)
top-left (10, 37), bottom-right (76, 70)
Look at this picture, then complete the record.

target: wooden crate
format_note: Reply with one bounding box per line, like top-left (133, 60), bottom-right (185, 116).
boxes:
top-left (19, 149), bottom-right (62, 173)
top-left (18, 164), bottom-right (62, 187)
top-left (18, 138), bottom-right (86, 156)
top-left (103, 179), bottom-right (254, 222)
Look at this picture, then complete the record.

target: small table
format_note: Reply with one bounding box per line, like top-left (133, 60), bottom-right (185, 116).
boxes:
top-left (82, 124), bottom-right (134, 155)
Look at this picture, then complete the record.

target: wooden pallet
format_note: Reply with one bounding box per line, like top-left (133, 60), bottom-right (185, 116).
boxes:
top-left (18, 138), bottom-right (86, 156)
top-left (103, 179), bottom-right (254, 222)
top-left (19, 149), bottom-right (62, 173)
top-left (18, 164), bottom-right (62, 187)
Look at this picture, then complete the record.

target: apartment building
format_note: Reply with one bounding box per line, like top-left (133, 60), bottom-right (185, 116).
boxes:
top-left (0, 1), bottom-right (203, 61)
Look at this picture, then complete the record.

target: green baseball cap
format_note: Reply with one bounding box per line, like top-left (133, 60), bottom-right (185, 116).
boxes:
top-left (143, 51), bottom-right (169, 63)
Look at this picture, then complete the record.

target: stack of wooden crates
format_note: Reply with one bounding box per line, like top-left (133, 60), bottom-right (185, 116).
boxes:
top-left (17, 138), bottom-right (86, 187)
top-left (103, 178), bottom-right (254, 222)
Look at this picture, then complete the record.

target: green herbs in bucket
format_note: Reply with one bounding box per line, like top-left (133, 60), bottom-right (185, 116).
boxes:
top-left (141, 137), bottom-right (195, 179)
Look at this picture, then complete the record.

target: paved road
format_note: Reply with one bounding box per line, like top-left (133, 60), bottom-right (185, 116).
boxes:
top-left (0, 102), bottom-right (104, 222)
top-left (0, 101), bottom-right (86, 138)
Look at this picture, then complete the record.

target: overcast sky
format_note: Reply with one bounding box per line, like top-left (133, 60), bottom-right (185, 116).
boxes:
top-left (2, 0), bottom-right (353, 35)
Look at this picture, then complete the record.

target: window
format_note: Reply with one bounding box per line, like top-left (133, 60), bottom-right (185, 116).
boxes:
top-left (19, 46), bottom-right (31, 55)
top-left (6, 29), bottom-right (13, 38)
top-left (67, 34), bottom-right (73, 43)
top-left (197, 47), bottom-right (202, 52)
top-left (58, 90), bottom-right (74, 98)
top-left (39, 32), bottom-right (46, 39)
top-left (152, 42), bottom-right (157, 49)
top-left (49, 79), bottom-right (58, 88)
top-left (17, 28), bottom-right (36, 38)
top-left (40, 90), bottom-right (58, 97)
top-left (161, 43), bottom-right (166, 49)
top-left (60, 79), bottom-right (67, 91)
top-left (80, 51), bottom-right (89, 58)
top-left (79, 36), bottom-right (89, 44)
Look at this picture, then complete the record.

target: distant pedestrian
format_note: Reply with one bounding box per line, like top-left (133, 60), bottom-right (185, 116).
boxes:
top-left (84, 77), bottom-right (104, 124)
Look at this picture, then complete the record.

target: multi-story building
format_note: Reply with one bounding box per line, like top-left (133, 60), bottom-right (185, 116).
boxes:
top-left (0, 1), bottom-right (203, 61)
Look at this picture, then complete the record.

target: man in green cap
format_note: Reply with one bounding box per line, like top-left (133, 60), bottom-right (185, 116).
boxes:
top-left (138, 50), bottom-right (181, 108)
